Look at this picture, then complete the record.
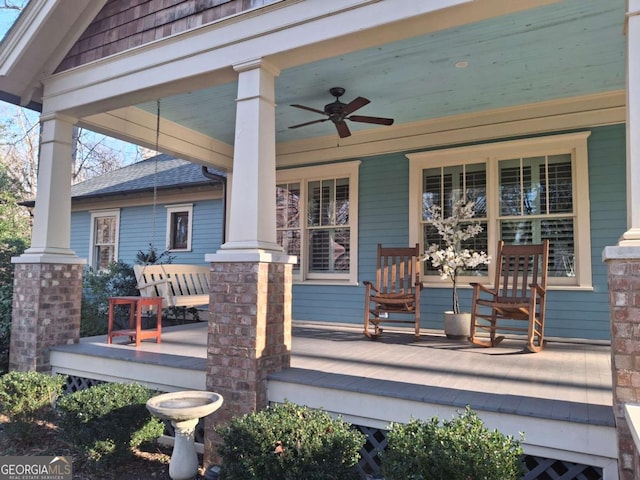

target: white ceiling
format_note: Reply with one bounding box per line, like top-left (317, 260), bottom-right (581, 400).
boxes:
top-left (135, 0), bottom-right (626, 145)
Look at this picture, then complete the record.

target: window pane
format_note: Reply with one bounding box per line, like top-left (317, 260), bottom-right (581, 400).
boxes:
top-left (308, 228), bottom-right (350, 273)
top-left (308, 180), bottom-right (321, 227)
top-left (442, 165), bottom-right (462, 218)
top-left (96, 245), bottom-right (114, 270)
top-left (277, 230), bottom-right (301, 272)
top-left (500, 219), bottom-right (534, 244)
top-left (95, 217), bottom-right (116, 244)
top-left (465, 164), bottom-right (487, 217)
top-left (499, 159), bottom-right (534, 216)
top-left (171, 212), bottom-right (189, 249)
top-left (501, 218), bottom-right (575, 278)
top-left (422, 168), bottom-right (443, 220)
top-left (542, 155), bottom-right (573, 214)
top-left (276, 183), bottom-right (301, 228)
top-left (335, 178), bottom-right (349, 225)
top-left (543, 218), bottom-right (575, 278)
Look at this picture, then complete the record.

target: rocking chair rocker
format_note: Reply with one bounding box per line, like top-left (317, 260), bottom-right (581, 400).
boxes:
top-left (363, 244), bottom-right (422, 338)
top-left (469, 240), bottom-right (550, 353)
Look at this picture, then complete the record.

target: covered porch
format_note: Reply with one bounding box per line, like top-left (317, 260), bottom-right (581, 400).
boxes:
top-left (49, 321), bottom-right (617, 479)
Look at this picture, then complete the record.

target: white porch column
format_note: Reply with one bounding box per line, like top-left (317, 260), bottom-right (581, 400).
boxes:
top-left (10, 112), bottom-right (84, 373)
top-left (15, 113), bottom-right (83, 263)
top-left (218, 58), bottom-right (282, 256)
top-left (620, 0), bottom-right (640, 246)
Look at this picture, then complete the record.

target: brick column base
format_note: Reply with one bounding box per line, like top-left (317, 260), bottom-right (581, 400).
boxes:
top-left (203, 260), bottom-right (292, 467)
top-left (607, 255), bottom-right (640, 480)
top-left (10, 263), bottom-right (84, 372)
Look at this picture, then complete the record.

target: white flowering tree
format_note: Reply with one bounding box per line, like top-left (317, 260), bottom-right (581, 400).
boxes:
top-left (424, 199), bottom-right (491, 314)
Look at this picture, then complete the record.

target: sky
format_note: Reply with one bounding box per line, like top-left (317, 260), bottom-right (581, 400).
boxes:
top-left (0, 1), bottom-right (27, 40)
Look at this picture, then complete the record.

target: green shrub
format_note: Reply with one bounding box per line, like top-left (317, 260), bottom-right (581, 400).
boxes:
top-left (81, 261), bottom-right (139, 336)
top-left (217, 401), bottom-right (365, 480)
top-left (56, 382), bottom-right (164, 461)
top-left (383, 406), bottom-right (524, 480)
top-left (0, 237), bottom-right (27, 373)
top-left (0, 371), bottom-right (66, 444)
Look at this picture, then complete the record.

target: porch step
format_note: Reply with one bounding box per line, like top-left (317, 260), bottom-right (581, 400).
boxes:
top-left (50, 341), bottom-right (206, 392)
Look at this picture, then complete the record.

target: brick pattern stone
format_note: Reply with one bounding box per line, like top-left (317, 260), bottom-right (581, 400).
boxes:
top-left (57, 0), bottom-right (278, 72)
top-left (203, 260), bottom-right (292, 467)
top-left (609, 259), bottom-right (640, 480)
top-left (10, 263), bottom-right (83, 372)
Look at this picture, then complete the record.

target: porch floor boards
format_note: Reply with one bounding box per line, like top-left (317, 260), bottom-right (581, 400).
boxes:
top-left (51, 321), bottom-right (614, 427)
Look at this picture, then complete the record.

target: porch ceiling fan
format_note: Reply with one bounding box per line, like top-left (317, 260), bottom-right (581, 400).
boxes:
top-left (289, 87), bottom-right (394, 138)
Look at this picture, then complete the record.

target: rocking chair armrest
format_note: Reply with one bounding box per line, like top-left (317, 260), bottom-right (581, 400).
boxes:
top-left (470, 282), bottom-right (496, 296)
top-left (529, 283), bottom-right (547, 296)
top-left (363, 281), bottom-right (380, 293)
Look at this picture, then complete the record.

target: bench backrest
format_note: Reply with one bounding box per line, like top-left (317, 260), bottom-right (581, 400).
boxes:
top-left (133, 264), bottom-right (211, 306)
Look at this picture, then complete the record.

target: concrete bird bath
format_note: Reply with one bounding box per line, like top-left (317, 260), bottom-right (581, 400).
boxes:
top-left (146, 391), bottom-right (224, 480)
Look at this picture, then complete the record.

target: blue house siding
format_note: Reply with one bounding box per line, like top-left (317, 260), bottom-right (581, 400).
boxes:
top-left (292, 124), bottom-right (627, 340)
top-left (70, 211), bottom-right (90, 259)
top-left (70, 198), bottom-right (223, 267)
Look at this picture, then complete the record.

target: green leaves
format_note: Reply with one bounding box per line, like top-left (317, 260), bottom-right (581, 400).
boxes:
top-left (383, 407), bottom-right (524, 480)
top-left (217, 401), bottom-right (365, 480)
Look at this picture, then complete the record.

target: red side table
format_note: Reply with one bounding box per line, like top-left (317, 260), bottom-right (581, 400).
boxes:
top-left (107, 296), bottom-right (164, 347)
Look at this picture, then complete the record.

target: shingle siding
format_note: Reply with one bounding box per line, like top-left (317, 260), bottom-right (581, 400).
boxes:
top-left (57, 0), bottom-right (281, 71)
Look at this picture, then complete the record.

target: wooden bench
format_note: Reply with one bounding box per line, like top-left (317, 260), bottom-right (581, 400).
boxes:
top-left (133, 264), bottom-right (210, 309)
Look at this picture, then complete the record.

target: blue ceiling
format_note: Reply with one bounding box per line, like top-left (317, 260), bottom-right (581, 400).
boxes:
top-left (136, 0), bottom-right (626, 145)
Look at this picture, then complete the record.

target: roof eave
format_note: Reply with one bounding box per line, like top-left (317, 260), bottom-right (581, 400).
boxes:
top-left (0, 0), bottom-right (107, 107)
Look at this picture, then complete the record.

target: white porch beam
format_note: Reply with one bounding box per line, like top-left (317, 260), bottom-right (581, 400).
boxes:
top-left (37, 0), bottom-right (560, 119)
top-left (620, 0), bottom-right (640, 245)
top-left (80, 108), bottom-right (233, 171)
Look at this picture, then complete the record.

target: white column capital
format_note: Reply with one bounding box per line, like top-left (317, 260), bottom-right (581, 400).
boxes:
top-left (233, 58), bottom-right (281, 77)
top-left (39, 111), bottom-right (78, 125)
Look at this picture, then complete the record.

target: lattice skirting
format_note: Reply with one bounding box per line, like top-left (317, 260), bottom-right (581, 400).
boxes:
top-left (64, 375), bottom-right (605, 480)
top-left (352, 424), bottom-right (604, 480)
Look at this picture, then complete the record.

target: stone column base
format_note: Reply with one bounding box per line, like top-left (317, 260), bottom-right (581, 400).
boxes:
top-left (10, 263), bottom-right (83, 372)
top-left (203, 260), bottom-right (293, 467)
top-left (604, 248), bottom-right (640, 480)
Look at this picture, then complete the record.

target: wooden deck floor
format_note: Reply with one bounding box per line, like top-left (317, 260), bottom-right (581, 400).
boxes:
top-left (52, 320), bottom-right (613, 427)
top-left (50, 321), bottom-right (617, 476)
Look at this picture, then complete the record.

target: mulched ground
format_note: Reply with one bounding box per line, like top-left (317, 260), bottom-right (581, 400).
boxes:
top-left (0, 416), bottom-right (208, 480)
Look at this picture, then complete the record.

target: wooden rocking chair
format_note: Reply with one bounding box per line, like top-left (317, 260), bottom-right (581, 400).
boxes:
top-left (363, 244), bottom-right (422, 338)
top-left (469, 240), bottom-right (549, 353)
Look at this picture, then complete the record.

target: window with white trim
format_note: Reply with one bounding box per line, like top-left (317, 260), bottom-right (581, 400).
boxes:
top-left (276, 161), bottom-right (360, 284)
top-left (89, 209), bottom-right (120, 270)
top-left (166, 204), bottom-right (193, 251)
top-left (408, 132), bottom-right (592, 288)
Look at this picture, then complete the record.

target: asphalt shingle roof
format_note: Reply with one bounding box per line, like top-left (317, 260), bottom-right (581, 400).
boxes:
top-left (71, 154), bottom-right (224, 199)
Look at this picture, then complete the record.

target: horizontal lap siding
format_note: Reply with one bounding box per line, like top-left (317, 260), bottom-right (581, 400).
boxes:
top-left (292, 124), bottom-right (627, 340)
top-left (70, 212), bottom-right (91, 259)
top-left (292, 153), bottom-right (410, 324)
top-left (70, 199), bottom-right (223, 267)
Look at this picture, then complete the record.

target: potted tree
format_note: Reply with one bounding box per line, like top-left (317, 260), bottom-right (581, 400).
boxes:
top-left (423, 199), bottom-right (490, 339)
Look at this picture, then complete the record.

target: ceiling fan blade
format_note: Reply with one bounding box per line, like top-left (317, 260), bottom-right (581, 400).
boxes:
top-left (289, 118), bottom-right (329, 129)
top-left (290, 104), bottom-right (327, 115)
top-left (342, 96), bottom-right (370, 115)
top-left (348, 115), bottom-right (394, 126)
top-left (335, 121), bottom-right (351, 138)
